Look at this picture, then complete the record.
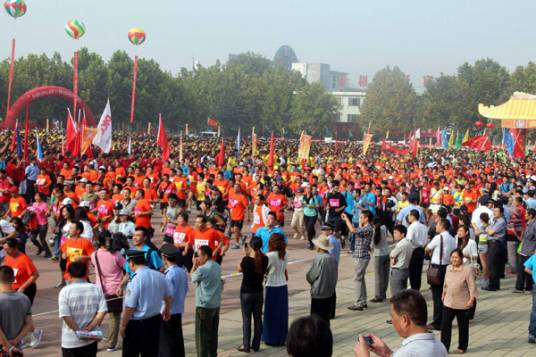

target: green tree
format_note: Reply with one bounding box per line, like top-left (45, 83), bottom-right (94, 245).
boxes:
top-left (290, 82), bottom-right (339, 137)
top-left (360, 66), bottom-right (417, 136)
top-left (419, 74), bottom-right (466, 128)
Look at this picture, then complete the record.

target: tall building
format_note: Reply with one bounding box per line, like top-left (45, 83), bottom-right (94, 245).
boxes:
top-left (291, 63), bottom-right (349, 91)
top-left (273, 45), bottom-right (298, 70)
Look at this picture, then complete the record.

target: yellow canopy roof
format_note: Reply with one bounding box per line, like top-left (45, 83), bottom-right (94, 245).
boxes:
top-left (478, 92), bottom-right (536, 128)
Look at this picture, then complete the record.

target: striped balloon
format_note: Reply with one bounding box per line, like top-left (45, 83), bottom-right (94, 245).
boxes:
top-left (128, 28), bottom-right (146, 46)
top-left (65, 19), bottom-right (86, 40)
top-left (4, 0), bottom-right (27, 19)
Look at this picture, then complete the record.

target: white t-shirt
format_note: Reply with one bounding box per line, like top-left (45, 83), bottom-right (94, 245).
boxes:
top-left (407, 221), bottom-right (429, 248)
top-left (461, 239), bottom-right (478, 264)
top-left (428, 232), bottom-right (457, 265)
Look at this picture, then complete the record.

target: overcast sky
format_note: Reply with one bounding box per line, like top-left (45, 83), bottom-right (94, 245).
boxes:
top-left (0, 0), bottom-right (535, 90)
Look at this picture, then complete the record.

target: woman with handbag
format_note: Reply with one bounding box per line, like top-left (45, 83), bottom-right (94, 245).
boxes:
top-left (441, 249), bottom-right (477, 354)
top-left (90, 230), bottom-right (126, 352)
top-left (457, 224), bottom-right (479, 319)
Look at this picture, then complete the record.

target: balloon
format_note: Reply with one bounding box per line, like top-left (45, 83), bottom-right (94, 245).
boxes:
top-left (474, 121), bottom-right (484, 128)
top-left (486, 122), bottom-right (495, 129)
top-left (128, 28), bottom-right (146, 46)
top-left (4, 0), bottom-right (27, 18)
top-left (65, 19), bottom-right (86, 40)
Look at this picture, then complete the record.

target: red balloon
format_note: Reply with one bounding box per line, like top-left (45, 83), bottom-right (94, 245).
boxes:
top-left (486, 122), bottom-right (495, 129)
top-left (474, 121), bottom-right (484, 128)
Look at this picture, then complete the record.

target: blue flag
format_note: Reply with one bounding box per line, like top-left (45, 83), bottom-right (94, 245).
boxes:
top-left (16, 125), bottom-right (22, 158)
top-left (441, 128), bottom-right (448, 149)
top-left (235, 127), bottom-right (241, 158)
top-left (503, 128), bottom-right (514, 156)
top-left (36, 132), bottom-right (43, 162)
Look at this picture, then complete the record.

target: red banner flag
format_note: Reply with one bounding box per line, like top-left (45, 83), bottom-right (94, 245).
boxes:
top-left (65, 111), bottom-right (79, 157)
top-left (130, 55), bottom-right (139, 124)
top-left (157, 114), bottom-right (170, 161)
top-left (215, 139), bottom-right (225, 167)
top-left (207, 117), bottom-right (219, 129)
top-left (511, 128), bottom-right (526, 159)
top-left (462, 134), bottom-right (491, 151)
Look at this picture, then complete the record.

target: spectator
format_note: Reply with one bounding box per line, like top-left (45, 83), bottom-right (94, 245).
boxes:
top-left (59, 262), bottom-right (107, 357)
top-left (287, 315), bottom-right (333, 357)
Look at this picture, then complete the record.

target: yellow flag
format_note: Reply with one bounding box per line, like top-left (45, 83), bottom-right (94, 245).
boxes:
top-left (463, 129), bottom-right (470, 143)
top-left (448, 130), bottom-right (455, 148)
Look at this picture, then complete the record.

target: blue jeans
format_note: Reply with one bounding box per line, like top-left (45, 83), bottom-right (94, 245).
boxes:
top-left (530, 286), bottom-right (536, 337)
top-left (349, 233), bottom-right (356, 252)
top-left (52, 232), bottom-right (61, 257)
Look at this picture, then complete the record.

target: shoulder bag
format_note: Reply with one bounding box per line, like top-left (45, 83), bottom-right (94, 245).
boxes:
top-left (94, 249), bottom-right (123, 313)
top-left (427, 234), bottom-right (443, 286)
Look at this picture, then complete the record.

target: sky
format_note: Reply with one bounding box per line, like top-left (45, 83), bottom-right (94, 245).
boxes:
top-left (0, 0), bottom-right (535, 91)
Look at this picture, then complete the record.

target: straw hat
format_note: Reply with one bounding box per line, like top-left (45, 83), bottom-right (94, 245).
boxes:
top-left (312, 234), bottom-right (333, 251)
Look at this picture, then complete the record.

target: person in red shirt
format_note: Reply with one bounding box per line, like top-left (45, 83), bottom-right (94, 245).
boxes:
top-left (134, 189), bottom-right (153, 231)
top-left (60, 221), bottom-right (95, 280)
top-left (172, 212), bottom-right (195, 271)
top-left (228, 184), bottom-right (248, 247)
top-left (0, 170), bottom-right (13, 213)
top-left (191, 215), bottom-right (225, 263)
top-left (142, 178), bottom-right (158, 203)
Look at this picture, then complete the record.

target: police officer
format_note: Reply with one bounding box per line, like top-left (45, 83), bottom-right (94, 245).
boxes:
top-left (120, 250), bottom-right (172, 357)
top-left (159, 244), bottom-right (189, 357)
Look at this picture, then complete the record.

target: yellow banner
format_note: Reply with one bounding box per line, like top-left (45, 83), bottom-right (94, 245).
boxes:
top-left (298, 132), bottom-right (312, 160)
top-left (81, 127), bottom-right (97, 155)
top-left (362, 133), bottom-right (373, 155)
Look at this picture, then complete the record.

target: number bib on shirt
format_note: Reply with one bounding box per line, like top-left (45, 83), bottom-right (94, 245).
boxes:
top-left (194, 239), bottom-right (209, 251)
top-left (164, 223), bottom-right (176, 236)
top-left (173, 231), bottom-right (186, 244)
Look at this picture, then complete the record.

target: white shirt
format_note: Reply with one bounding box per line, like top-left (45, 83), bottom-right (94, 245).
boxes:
top-left (266, 251), bottom-right (288, 287)
top-left (406, 221), bottom-right (429, 248)
top-left (58, 281), bottom-right (107, 349)
top-left (471, 205), bottom-right (494, 230)
top-left (428, 232), bottom-right (457, 265)
top-left (461, 239), bottom-right (478, 264)
top-left (393, 332), bottom-right (447, 357)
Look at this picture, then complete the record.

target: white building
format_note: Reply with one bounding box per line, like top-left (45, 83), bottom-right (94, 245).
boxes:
top-left (331, 91), bottom-right (366, 123)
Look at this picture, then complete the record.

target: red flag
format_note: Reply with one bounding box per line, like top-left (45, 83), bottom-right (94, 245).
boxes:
top-left (409, 134), bottom-right (419, 157)
top-left (207, 117), bottom-right (219, 129)
top-left (511, 129), bottom-right (526, 159)
top-left (157, 114), bottom-right (170, 161)
top-left (462, 134), bottom-right (491, 151)
top-left (215, 139), bottom-right (225, 167)
top-left (65, 111), bottom-right (79, 157)
top-left (267, 131), bottom-right (275, 168)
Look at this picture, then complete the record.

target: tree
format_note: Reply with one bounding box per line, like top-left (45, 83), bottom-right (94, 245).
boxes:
top-left (290, 82), bottom-right (339, 137)
top-left (508, 62), bottom-right (536, 95)
top-left (359, 66), bottom-right (417, 136)
top-left (419, 74), bottom-right (466, 128)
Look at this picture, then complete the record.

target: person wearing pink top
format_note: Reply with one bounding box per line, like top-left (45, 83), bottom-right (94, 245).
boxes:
top-left (27, 192), bottom-right (51, 257)
top-left (91, 231), bottom-right (126, 352)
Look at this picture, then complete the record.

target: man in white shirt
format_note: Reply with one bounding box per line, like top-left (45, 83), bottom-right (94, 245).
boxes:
top-left (471, 197), bottom-right (494, 230)
top-left (425, 219), bottom-right (457, 330)
top-left (406, 210), bottom-right (429, 291)
top-left (354, 290), bottom-right (447, 357)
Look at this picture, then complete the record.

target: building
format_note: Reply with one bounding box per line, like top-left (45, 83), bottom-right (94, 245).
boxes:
top-left (291, 63), bottom-right (349, 92)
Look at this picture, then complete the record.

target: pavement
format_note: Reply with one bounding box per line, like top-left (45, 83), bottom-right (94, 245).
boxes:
top-left (17, 211), bottom-right (536, 357)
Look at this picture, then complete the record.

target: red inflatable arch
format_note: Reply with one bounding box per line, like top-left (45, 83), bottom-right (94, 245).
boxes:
top-left (2, 85), bottom-right (95, 129)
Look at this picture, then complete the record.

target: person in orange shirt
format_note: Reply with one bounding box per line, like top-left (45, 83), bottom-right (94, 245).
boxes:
top-left (133, 189), bottom-right (153, 231)
top-left (228, 183), bottom-right (248, 247)
top-left (461, 182), bottom-right (479, 214)
top-left (191, 215), bottom-right (229, 265)
top-left (111, 184), bottom-right (123, 204)
top-left (142, 178), bottom-right (158, 203)
top-left (251, 194), bottom-right (270, 235)
top-left (266, 185), bottom-right (287, 226)
top-left (173, 212), bottom-right (195, 271)
top-left (35, 168), bottom-right (52, 196)
top-left (60, 221), bottom-right (95, 280)
top-left (172, 171), bottom-right (188, 205)
top-left (441, 187), bottom-right (455, 208)
top-left (60, 162), bottom-right (73, 181)
top-left (8, 187), bottom-right (27, 218)
top-left (95, 189), bottom-right (115, 229)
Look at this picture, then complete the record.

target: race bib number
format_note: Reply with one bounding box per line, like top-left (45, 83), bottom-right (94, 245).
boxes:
top-left (173, 231), bottom-right (186, 244)
top-left (97, 205), bottom-right (109, 215)
top-left (229, 199), bottom-right (237, 208)
top-left (194, 239), bottom-right (209, 251)
top-left (269, 199), bottom-right (281, 207)
top-left (36, 178), bottom-right (46, 186)
top-left (66, 246), bottom-right (83, 262)
top-left (134, 208), bottom-right (141, 216)
top-left (329, 198), bottom-right (340, 208)
top-left (165, 224), bottom-right (176, 236)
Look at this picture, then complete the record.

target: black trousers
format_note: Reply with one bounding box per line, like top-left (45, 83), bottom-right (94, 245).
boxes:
top-left (430, 264), bottom-right (448, 328)
top-left (515, 254), bottom-right (534, 291)
top-left (195, 307), bottom-right (219, 357)
top-left (330, 292), bottom-right (337, 319)
top-left (23, 283), bottom-right (37, 305)
top-left (159, 313), bottom-right (185, 357)
top-left (409, 247), bottom-right (425, 291)
top-left (311, 297), bottom-right (332, 325)
top-left (122, 314), bottom-right (161, 357)
top-left (488, 240), bottom-right (503, 291)
top-left (62, 341), bottom-right (97, 357)
top-left (240, 292), bottom-right (263, 351)
top-left (441, 307), bottom-right (470, 352)
top-left (304, 215), bottom-right (317, 245)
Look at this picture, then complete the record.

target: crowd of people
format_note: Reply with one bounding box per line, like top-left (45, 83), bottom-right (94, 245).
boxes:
top-left (0, 130), bottom-right (534, 356)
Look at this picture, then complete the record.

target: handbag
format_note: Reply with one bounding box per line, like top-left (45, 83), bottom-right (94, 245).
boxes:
top-left (94, 250), bottom-right (123, 313)
top-left (427, 234), bottom-right (444, 286)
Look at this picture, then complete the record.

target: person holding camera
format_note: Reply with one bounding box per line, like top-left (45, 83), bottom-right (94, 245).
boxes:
top-left (90, 230), bottom-right (126, 352)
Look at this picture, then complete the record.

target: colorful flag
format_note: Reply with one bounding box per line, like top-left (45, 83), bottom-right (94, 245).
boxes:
top-left (441, 128), bottom-right (448, 149)
top-left (267, 131), bottom-right (275, 168)
top-left (65, 110), bottom-right (79, 157)
top-left (298, 131), bottom-right (312, 160)
top-left (463, 129), bottom-right (470, 143)
top-left (157, 114), bottom-right (170, 161)
top-left (462, 134), bottom-right (491, 151)
top-left (414, 128), bottom-right (421, 139)
top-left (362, 132), bottom-right (373, 155)
top-left (435, 127), bottom-right (441, 147)
top-left (503, 128), bottom-right (514, 156)
top-left (235, 128), bottom-right (241, 158)
top-left (511, 128), bottom-right (526, 159)
top-left (80, 112), bottom-right (96, 157)
top-left (455, 131), bottom-right (462, 150)
top-left (92, 99), bottom-right (112, 154)
top-left (251, 127), bottom-right (257, 157)
top-left (36, 131), bottom-right (43, 162)
top-left (448, 129), bottom-right (455, 149)
top-left (215, 139), bottom-right (225, 167)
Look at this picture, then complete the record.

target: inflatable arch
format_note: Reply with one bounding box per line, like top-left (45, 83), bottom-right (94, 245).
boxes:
top-left (2, 85), bottom-right (95, 129)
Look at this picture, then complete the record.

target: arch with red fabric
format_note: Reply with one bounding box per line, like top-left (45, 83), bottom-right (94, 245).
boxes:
top-left (1, 85), bottom-right (95, 128)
